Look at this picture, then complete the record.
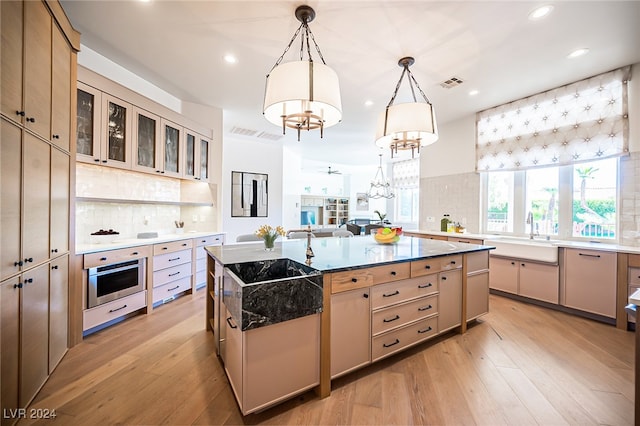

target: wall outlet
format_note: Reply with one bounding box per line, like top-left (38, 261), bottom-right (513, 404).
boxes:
top-left (192, 215), bottom-right (198, 222)
top-left (426, 216), bottom-right (435, 223)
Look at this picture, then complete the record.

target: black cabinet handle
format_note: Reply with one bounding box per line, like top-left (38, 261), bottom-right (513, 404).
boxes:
top-left (168, 271), bottom-right (181, 277)
top-left (16, 110), bottom-right (25, 116)
top-left (418, 304), bottom-right (433, 311)
top-left (424, 265), bottom-right (431, 269)
top-left (26, 117), bottom-right (35, 123)
top-left (418, 283), bottom-right (433, 289)
top-left (94, 158), bottom-right (100, 162)
top-left (132, 252), bottom-right (139, 255)
top-left (168, 257), bottom-right (181, 262)
top-left (578, 253), bottom-right (601, 258)
top-left (100, 257), bottom-right (107, 261)
top-left (383, 315), bottom-right (400, 323)
top-left (108, 304), bottom-right (127, 313)
top-left (383, 290), bottom-right (400, 298)
top-left (351, 278), bottom-right (357, 283)
top-left (101, 160), bottom-right (107, 163)
top-left (390, 271), bottom-right (397, 276)
top-left (383, 339), bottom-right (400, 348)
top-left (450, 260), bottom-right (456, 264)
top-left (201, 240), bottom-right (206, 243)
top-left (511, 261), bottom-right (515, 265)
top-left (162, 247), bottom-right (168, 250)
top-left (363, 293), bottom-right (369, 298)
top-left (182, 243), bottom-right (188, 246)
top-left (24, 278), bottom-right (33, 284)
top-left (168, 285), bottom-right (179, 291)
top-left (418, 326), bottom-right (433, 334)
top-left (14, 282), bottom-right (23, 289)
top-left (51, 265), bottom-right (58, 270)
top-left (53, 134), bottom-right (60, 139)
top-left (14, 260), bottom-right (23, 267)
top-left (226, 316), bottom-right (238, 329)
top-left (51, 248), bottom-right (58, 253)
top-left (24, 257), bottom-right (33, 263)
top-left (521, 263), bottom-right (526, 267)
top-left (441, 276), bottom-right (447, 281)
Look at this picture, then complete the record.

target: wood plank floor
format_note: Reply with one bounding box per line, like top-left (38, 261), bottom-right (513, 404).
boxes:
top-left (21, 291), bottom-right (635, 425)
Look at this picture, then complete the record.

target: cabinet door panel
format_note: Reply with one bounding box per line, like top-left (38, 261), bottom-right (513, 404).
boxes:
top-left (489, 257), bottom-right (519, 294)
top-left (1, 277), bottom-right (20, 414)
top-left (20, 264), bottom-right (50, 406)
top-left (76, 83), bottom-right (102, 162)
top-left (49, 256), bottom-right (69, 371)
top-left (23, 0), bottom-right (52, 139)
top-left (161, 119), bottom-right (183, 178)
top-left (22, 133), bottom-right (50, 267)
top-left (1, 119), bottom-right (22, 281)
top-left (519, 262), bottom-right (559, 304)
top-left (330, 287), bottom-right (371, 378)
top-left (51, 27), bottom-right (71, 150)
top-left (50, 149), bottom-right (69, 255)
top-left (564, 249), bottom-right (616, 318)
top-left (438, 270), bottom-right (462, 332)
top-left (1, 0), bottom-right (23, 121)
top-left (467, 272), bottom-right (489, 321)
top-left (200, 136), bottom-right (210, 181)
top-left (184, 131), bottom-right (197, 179)
top-left (132, 108), bottom-right (161, 173)
top-left (224, 309), bottom-right (243, 405)
top-left (101, 94), bottom-right (132, 168)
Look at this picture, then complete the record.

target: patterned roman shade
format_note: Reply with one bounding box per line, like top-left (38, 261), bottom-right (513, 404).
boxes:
top-left (392, 158), bottom-right (420, 188)
top-left (476, 66), bottom-right (630, 172)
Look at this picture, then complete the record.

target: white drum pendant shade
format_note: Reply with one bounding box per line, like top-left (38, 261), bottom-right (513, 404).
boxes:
top-left (263, 60), bottom-right (342, 129)
top-left (375, 102), bottom-right (438, 149)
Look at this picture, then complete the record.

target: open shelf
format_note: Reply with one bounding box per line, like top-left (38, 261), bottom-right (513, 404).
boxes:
top-left (76, 196), bottom-right (213, 207)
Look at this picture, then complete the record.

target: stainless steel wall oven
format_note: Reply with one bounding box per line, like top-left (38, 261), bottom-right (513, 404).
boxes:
top-left (88, 258), bottom-right (145, 308)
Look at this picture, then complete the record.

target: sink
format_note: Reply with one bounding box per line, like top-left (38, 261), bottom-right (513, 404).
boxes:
top-left (484, 237), bottom-right (559, 263)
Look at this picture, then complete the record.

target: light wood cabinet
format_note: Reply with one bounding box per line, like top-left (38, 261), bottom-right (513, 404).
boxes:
top-left (51, 24), bottom-right (71, 151)
top-left (183, 129), bottom-right (211, 182)
top-left (101, 94), bottom-right (133, 169)
top-left (0, 119), bottom-right (22, 281)
top-left (490, 256), bottom-right (559, 304)
top-left (131, 107), bottom-right (161, 174)
top-left (50, 148), bottom-right (70, 256)
top-left (489, 257), bottom-right (519, 294)
top-left (330, 287), bottom-right (371, 378)
top-left (1, 276), bottom-right (20, 423)
top-left (1, 0), bottom-right (24, 124)
top-left (160, 118), bottom-right (184, 178)
top-left (438, 269), bottom-right (462, 332)
top-left (466, 250), bottom-right (490, 321)
top-left (76, 82), bottom-right (102, 162)
top-left (49, 255), bottom-right (69, 372)
top-left (563, 248), bottom-right (617, 318)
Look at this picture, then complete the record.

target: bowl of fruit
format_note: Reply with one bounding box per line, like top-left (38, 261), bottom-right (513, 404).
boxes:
top-left (90, 229), bottom-right (120, 244)
top-left (372, 227), bottom-right (403, 244)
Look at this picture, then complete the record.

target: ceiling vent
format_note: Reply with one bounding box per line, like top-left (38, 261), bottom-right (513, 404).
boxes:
top-left (256, 131), bottom-right (283, 141)
top-left (439, 77), bottom-right (464, 89)
top-left (230, 126), bottom-right (258, 137)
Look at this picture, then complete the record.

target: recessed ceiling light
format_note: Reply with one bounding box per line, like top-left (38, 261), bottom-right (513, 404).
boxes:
top-left (364, 100), bottom-right (374, 107)
top-left (469, 90), bottom-right (479, 96)
top-left (567, 48), bottom-right (589, 59)
top-left (223, 54), bottom-right (237, 64)
top-left (528, 5), bottom-right (553, 20)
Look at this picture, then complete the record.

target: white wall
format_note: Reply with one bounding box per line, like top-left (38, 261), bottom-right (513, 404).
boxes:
top-left (222, 137), bottom-right (283, 243)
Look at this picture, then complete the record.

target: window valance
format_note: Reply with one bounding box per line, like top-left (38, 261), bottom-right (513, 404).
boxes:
top-left (476, 66), bottom-right (630, 172)
top-left (392, 158), bottom-right (419, 188)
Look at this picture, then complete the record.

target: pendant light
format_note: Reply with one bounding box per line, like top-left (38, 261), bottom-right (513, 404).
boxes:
top-left (263, 5), bottom-right (342, 141)
top-left (375, 57), bottom-right (438, 158)
top-left (366, 154), bottom-right (395, 199)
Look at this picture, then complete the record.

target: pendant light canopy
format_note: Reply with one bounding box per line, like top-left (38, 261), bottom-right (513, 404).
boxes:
top-left (366, 154), bottom-right (395, 199)
top-left (375, 57), bottom-right (438, 158)
top-left (263, 5), bottom-right (342, 141)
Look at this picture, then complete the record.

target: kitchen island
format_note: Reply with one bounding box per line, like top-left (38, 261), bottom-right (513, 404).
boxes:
top-left (205, 236), bottom-right (493, 415)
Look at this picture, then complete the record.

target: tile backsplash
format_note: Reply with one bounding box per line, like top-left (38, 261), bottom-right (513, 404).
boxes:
top-left (76, 164), bottom-right (216, 243)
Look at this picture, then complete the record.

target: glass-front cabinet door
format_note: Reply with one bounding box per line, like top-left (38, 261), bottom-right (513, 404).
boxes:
top-left (132, 107), bottom-right (161, 174)
top-left (199, 136), bottom-right (210, 182)
top-left (161, 118), bottom-right (183, 178)
top-left (184, 130), bottom-right (197, 179)
top-left (101, 94), bottom-right (132, 169)
top-left (76, 82), bottom-right (102, 164)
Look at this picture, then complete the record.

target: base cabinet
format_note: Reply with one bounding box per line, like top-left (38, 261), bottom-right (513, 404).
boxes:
top-left (330, 287), bottom-right (371, 378)
top-left (438, 270), bottom-right (462, 332)
top-left (563, 248), bottom-right (616, 318)
top-left (224, 313), bottom-right (320, 415)
top-left (490, 257), bottom-right (559, 304)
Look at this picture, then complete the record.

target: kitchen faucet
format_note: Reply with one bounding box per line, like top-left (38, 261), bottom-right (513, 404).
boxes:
top-left (526, 211), bottom-right (536, 239)
top-left (305, 225), bottom-right (315, 265)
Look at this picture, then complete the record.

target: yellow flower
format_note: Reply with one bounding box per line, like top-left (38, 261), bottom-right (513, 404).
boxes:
top-left (255, 225), bottom-right (286, 239)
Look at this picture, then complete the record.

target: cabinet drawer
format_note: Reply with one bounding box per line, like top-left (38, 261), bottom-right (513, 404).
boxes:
top-left (372, 294), bottom-right (438, 336)
top-left (84, 245), bottom-right (150, 269)
top-left (331, 269), bottom-right (373, 294)
top-left (152, 276), bottom-right (191, 303)
top-left (153, 262), bottom-right (192, 288)
top-left (83, 290), bottom-right (147, 331)
top-left (629, 267), bottom-right (640, 286)
top-left (370, 262), bottom-right (411, 285)
top-left (196, 234), bottom-right (223, 247)
top-left (153, 249), bottom-right (191, 271)
top-left (371, 275), bottom-right (438, 310)
top-left (153, 239), bottom-right (193, 255)
top-left (372, 316), bottom-right (438, 362)
top-left (448, 237), bottom-right (483, 245)
top-left (466, 251), bottom-right (489, 273)
top-left (195, 269), bottom-right (206, 287)
top-left (411, 255), bottom-right (462, 277)
top-left (629, 254), bottom-right (640, 268)
top-left (196, 245), bottom-right (207, 261)
top-left (196, 257), bottom-right (206, 273)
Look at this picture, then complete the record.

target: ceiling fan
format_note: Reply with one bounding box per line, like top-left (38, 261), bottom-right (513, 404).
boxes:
top-left (326, 166), bottom-right (341, 175)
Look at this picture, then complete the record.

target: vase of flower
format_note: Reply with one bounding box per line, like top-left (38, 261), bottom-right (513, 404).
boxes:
top-left (256, 225), bottom-right (286, 251)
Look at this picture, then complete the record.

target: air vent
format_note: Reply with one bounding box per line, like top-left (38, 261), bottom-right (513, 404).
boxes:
top-left (256, 131), bottom-right (283, 141)
top-left (439, 77), bottom-right (464, 89)
top-left (230, 126), bottom-right (258, 137)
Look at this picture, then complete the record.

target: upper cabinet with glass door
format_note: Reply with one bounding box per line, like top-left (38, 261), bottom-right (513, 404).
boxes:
top-left (183, 129), bottom-right (211, 182)
top-left (76, 82), bottom-right (101, 164)
top-left (131, 107), bottom-right (161, 174)
top-left (160, 119), bottom-right (184, 178)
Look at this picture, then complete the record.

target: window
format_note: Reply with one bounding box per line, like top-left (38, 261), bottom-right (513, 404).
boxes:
top-left (395, 187), bottom-right (419, 223)
top-left (392, 159), bottom-right (420, 224)
top-left (483, 158), bottom-right (617, 240)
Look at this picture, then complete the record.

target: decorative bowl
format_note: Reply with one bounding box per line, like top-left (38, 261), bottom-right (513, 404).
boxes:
top-left (372, 227), bottom-right (402, 244)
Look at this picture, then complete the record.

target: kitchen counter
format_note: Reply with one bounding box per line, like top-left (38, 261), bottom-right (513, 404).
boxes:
top-left (76, 231), bottom-right (225, 254)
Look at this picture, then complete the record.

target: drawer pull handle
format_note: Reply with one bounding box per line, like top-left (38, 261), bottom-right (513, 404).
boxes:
top-left (132, 252), bottom-right (139, 255)
top-left (390, 271), bottom-right (397, 276)
top-left (383, 315), bottom-right (400, 323)
top-left (441, 276), bottom-right (447, 281)
top-left (168, 257), bottom-right (181, 261)
top-left (100, 257), bottom-right (107, 261)
top-left (351, 278), bottom-right (358, 283)
top-left (182, 243), bottom-right (188, 246)
top-left (108, 304), bottom-right (127, 313)
top-left (424, 265), bottom-right (431, 269)
top-left (226, 316), bottom-right (238, 329)
top-left (578, 253), bottom-right (601, 258)
top-left (418, 304), bottom-right (433, 311)
top-left (51, 265), bottom-right (58, 270)
top-left (383, 339), bottom-right (400, 348)
top-left (450, 260), bottom-right (456, 264)
top-left (14, 260), bottom-right (23, 267)
top-left (511, 261), bottom-right (515, 265)
top-left (383, 290), bottom-right (400, 298)
top-left (14, 282), bottom-right (23, 289)
top-left (418, 326), bottom-right (433, 334)
top-left (162, 247), bottom-right (168, 250)
top-left (363, 293), bottom-right (369, 298)
top-left (201, 240), bottom-right (206, 243)
top-left (521, 263), bottom-right (525, 267)
top-left (24, 257), bottom-right (33, 263)
top-left (168, 271), bottom-right (181, 277)
top-left (168, 285), bottom-right (180, 291)
top-left (458, 240), bottom-right (470, 244)
top-left (418, 283), bottom-right (433, 289)
top-left (24, 278), bottom-right (33, 284)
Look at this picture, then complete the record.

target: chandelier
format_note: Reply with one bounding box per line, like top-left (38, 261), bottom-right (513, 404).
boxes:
top-left (366, 154), bottom-right (395, 199)
top-left (263, 5), bottom-right (342, 141)
top-left (375, 57), bottom-right (438, 158)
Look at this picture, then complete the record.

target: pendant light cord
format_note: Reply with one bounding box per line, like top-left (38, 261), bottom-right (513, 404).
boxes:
top-left (268, 17), bottom-right (327, 74)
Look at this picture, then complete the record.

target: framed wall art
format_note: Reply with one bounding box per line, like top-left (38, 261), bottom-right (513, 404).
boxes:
top-left (231, 171), bottom-right (268, 217)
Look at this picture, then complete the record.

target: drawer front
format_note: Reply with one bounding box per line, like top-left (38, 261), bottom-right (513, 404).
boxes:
top-left (153, 249), bottom-right (192, 271)
top-left (196, 245), bottom-right (207, 260)
top-left (629, 254), bottom-right (640, 268)
top-left (629, 267), bottom-right (640, 286)
top-left (448, 237), bottom-right (483, 245)
top-left (153, 239), bottom-right (193, 255)
top-left (372, 294), bottom-right (438, 336)
top-left (371, 275), bottom-right (438, 310)
top-left (153, 262), bottom-right (192, 288)
top-left (196, 257), bottom-right (206, 273)
top-left (372, 316), bottom-right (438, 362)
top-left (466, 251), bottom-right (489, 273)
top-left (84, 245), bottom-right (150, 269)
top-left (196, 234), bottom-right (224, 247)
top-left (83, 290), bottom-right (147, 331)
top-left (410, 255), bottom-right (462, 277)
top-left (371, 262), bottom-right (411, 285)
top-left (195, 269), bottom-right (206, 287)
top-left (331, 269), bottom-right (373, 294)
top-left (153, 276), bottom-right (191, 303)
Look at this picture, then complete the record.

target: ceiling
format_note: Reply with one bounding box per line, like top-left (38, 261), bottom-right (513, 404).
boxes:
top-left (60, 1), bottom-right (640, 170)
